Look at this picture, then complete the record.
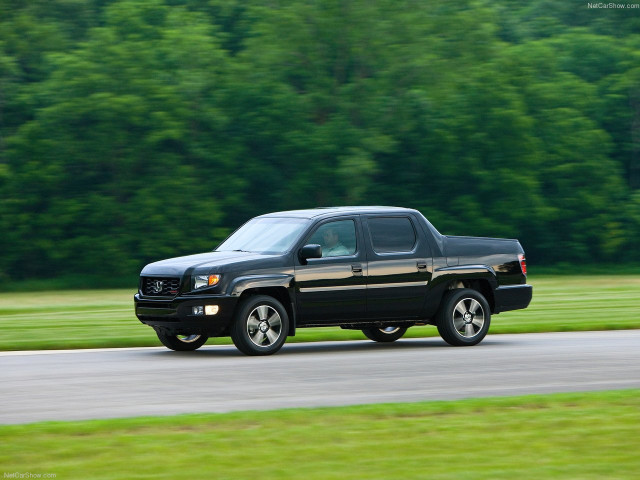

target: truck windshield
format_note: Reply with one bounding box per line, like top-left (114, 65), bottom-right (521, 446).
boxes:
top-left (216, 217), bottom-right (309, 254)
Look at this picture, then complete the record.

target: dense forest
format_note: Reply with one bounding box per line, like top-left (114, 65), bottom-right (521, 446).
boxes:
top-left (1, 0), bottom-right (639, 283)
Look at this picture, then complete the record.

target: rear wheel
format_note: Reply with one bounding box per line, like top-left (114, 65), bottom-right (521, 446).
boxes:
top-left (362, 326), bottom-right (408, 343)
top-left (156, 331), bottom-right (208, 351)
top-left (436, 288), bottom-right (491, 346)
top-left (230, 295), bottom-right (289, 356)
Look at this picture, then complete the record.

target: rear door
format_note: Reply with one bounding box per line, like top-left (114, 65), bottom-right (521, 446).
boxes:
top-left (294, 217), bottom-right (367, 323)
top-left (363, 214), bottom-right (432, 319)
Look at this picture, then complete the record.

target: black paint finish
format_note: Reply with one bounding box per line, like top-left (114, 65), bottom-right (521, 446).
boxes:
top-left (134, 206), bottom-right (532, 337)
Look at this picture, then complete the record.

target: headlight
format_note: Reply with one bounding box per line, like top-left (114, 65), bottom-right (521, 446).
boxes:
top-left (193, 274), bottom-right (221, 290)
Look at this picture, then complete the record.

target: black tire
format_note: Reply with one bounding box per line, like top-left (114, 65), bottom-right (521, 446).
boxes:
top-left (230, 295), bottom-right (289, 356)
top-left (362, 326), bottom-right (408, 343)
top-left (156, 330), bottom-right (208, 351)
top-left (436, 288), bottom-right (491, 346)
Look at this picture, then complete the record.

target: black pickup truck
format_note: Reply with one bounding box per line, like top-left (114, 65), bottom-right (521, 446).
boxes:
top-left (134, 206), bottom-right (532, 355)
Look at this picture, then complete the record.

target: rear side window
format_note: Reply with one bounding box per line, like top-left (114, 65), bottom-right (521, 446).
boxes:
top-left (368, 217), bottom-right (416, 253)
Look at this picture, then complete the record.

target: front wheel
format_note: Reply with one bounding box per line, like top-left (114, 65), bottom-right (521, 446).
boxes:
top-left (436, 288), bottom-right (491, 346)
top-left (230, 295), bottom-right (289, 356)
top-left (156, 331), bottom-right (208, 351)
top-left (362, 326), bottom-right (408, 343)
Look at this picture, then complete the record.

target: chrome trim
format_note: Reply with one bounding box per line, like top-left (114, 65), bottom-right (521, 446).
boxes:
top-left (246, 305), bottom-right (283, 348)
top-left (299, 285), bottom-right (367, 293)
top-left (452, 297), bottom-right (485, 338)
top-left (367, 281), bottom-right (429, 289)
top-left (300, 281), bottom-right (428, 293)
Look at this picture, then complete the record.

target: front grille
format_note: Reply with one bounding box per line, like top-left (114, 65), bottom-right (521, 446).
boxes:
top-left (141, 277), bottom-right (181, 296)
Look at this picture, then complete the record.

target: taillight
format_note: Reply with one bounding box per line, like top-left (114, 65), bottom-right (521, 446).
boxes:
top-left (518, 254), bottom-right (527, 276)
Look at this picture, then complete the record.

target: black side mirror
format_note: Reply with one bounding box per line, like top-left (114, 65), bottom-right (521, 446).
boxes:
top-left (299, 244), bottom-right (322, 263)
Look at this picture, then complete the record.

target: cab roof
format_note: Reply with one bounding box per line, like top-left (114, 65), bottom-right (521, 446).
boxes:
top-left (258, 206), bottom-right (420, 219)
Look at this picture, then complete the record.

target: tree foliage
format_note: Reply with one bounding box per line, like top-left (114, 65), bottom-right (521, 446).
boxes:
top-left (0, 0), bottom-right (639, 282)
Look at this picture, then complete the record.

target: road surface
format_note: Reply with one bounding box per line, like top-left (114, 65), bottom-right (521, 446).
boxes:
top-left (1, 330), bottom-right (639, 424)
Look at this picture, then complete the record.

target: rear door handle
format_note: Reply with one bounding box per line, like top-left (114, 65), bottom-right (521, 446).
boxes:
top-left (352, 264), bottom-right (363, 276)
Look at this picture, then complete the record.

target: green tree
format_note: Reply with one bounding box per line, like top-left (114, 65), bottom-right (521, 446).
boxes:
top-left (1, 0), bottom-right (639, 282)
top-left (2, 0), bottom-right (232, 277)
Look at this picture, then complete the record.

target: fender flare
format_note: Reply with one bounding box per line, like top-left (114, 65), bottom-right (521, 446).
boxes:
top-left (431, 264), bottom-right (498, 290)
top-left (228, 274), bottom-right (297, 336)
top-left (423, 264), bottom-right (499, 317)
top-left (228, 274), bottom-right (295, 297)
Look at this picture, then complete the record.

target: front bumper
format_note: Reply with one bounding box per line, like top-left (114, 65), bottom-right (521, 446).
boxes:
top-left (134, 293), bottom-right (238, 336)
top-left (493, 284), bottom-right (533, 314)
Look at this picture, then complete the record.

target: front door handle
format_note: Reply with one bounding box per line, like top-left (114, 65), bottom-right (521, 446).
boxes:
top-left (352, 264), bottom-right (363, 276)
top-left (417, 262), bottom-right (428, 270)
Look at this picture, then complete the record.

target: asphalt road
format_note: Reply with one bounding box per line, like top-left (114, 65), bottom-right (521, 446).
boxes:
top-left (1, 330), bottom-right (639, 424)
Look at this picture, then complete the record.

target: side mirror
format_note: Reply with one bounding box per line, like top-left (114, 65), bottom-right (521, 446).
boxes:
top-left (299, 244), bottom-right (322, 263)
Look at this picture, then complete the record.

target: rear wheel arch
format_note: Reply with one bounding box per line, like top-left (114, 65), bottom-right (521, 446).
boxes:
top-left (468, 279), bottom-right (495, 313)
top-left (446, 278), bottom-right (496, 313)
top-left (362, 326), bottom-right (408, 343)
top-left (436, 288), bottom-right (491, 346)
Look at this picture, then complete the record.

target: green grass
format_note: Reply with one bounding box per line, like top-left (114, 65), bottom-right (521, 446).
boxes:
top-left (0, 275), bottom-right (638, 351)
top-left (488, 275), bottom-right (640, 334)
top-left (0, 390), bottom-right (638, 479)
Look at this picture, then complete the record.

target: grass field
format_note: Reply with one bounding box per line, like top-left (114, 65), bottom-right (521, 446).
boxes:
top-left (0, 390), bottom-right (638, 479)
top-left (0, 275), bottom-right (638, 351)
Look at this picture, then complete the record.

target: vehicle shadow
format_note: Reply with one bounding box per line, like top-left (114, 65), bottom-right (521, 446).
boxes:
top-left (279, 338), bottom-right (450, 355)
top-left (277, 336), bottom-right (515, 354)
top-left (144, 336), bottom-right (513, 358)
top-left (145, 337), bottom-right (453, 357)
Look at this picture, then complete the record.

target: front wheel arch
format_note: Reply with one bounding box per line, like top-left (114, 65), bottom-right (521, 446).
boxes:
top-left (230, 295), bottom-right (290, 356)
top-left (235, 287), bottom-right (295, 336)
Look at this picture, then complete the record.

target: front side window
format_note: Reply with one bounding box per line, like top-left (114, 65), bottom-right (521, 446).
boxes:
top-left (368, 217), bottom-right (416, 253)
top-left (216, 217), bottom-right (309, 254)
top-left (308, 220), bottom-right (357, 257)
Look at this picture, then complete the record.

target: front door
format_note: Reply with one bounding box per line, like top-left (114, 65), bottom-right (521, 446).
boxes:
top-left (294, 217), bottom-right (367, 323)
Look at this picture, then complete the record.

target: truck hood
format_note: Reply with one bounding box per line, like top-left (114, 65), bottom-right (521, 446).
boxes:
top-left (140, 251), bottom-right (281, 277)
